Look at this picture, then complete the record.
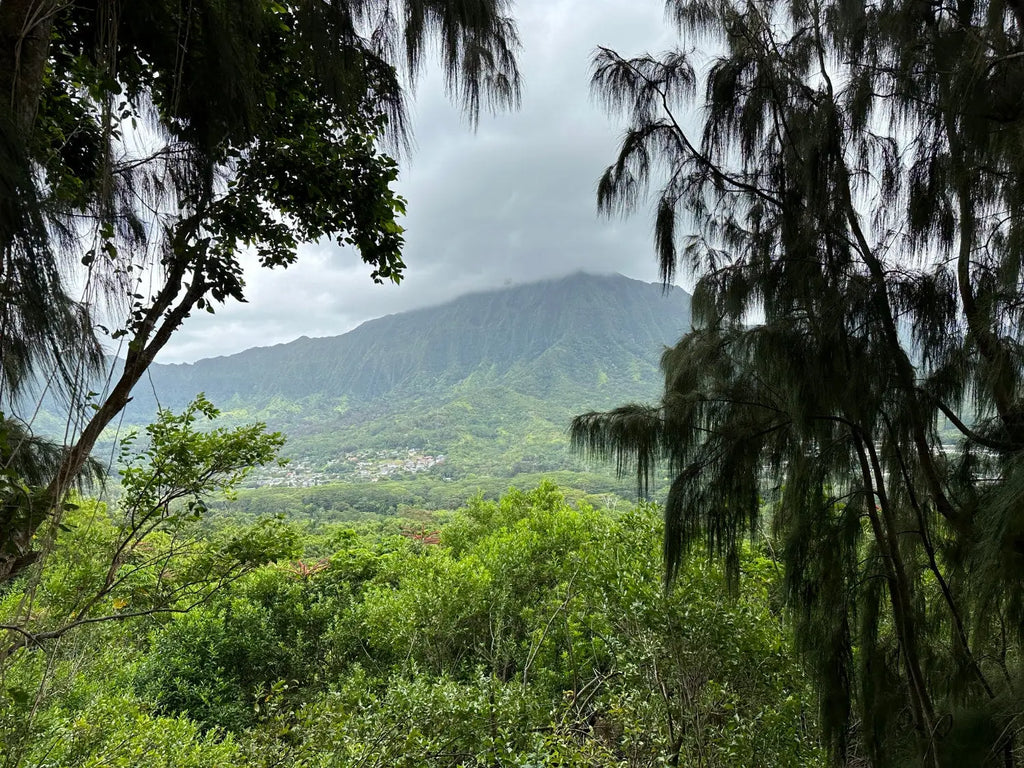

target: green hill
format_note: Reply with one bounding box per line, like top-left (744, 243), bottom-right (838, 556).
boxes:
top-left (82, 272), bottom-right (691, 494)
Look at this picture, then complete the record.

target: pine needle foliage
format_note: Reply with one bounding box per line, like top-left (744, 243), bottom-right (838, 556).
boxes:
top-left (573, 0), bottom-right (1024, 764)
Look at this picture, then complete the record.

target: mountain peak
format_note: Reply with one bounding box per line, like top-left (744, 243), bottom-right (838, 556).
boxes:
top-left (127, 273), bottom-right (690, 416)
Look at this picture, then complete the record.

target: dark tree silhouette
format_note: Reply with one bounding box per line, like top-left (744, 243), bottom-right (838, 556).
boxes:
top-left (573, 1), bottom-right (1024, 764)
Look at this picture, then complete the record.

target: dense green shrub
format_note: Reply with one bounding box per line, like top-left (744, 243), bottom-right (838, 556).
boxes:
top-left (2, 483), bottom-right (824, 767)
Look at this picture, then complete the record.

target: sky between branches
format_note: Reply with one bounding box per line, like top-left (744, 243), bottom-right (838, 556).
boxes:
top-left (157, 0), bottom-right (679, 363)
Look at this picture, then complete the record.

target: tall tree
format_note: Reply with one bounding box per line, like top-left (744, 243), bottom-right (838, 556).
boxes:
top-left (0, 0), bottom-right (519, 584)
top-left (572, 0), bottom-right (1024, 764)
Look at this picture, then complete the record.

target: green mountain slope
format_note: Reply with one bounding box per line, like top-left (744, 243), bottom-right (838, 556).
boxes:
top-left (111, 272), bottom-right (691, 484)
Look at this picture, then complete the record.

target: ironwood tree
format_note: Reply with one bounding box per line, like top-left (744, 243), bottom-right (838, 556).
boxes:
top-left (572, 0), bottom-right (1024, 764)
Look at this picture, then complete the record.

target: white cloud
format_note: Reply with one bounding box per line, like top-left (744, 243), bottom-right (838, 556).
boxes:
top-left (158, 0), bottom-right (682, 363)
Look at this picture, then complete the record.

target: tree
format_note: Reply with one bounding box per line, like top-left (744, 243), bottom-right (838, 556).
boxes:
top-left (0, 0), bottom-right (520, 584)
top-left (0, 399), bottom-right (298, 767)
top-left (0, 396), bottom-right (294, 658)
top-left (572, 0), bottom-right (1024, 764)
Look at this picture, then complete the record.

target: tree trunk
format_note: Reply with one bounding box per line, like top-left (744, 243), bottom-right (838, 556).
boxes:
top-left (0, 237), bottom-right (209, 586)
top-left (852, 431), bottom-right (941, 768)
top-left (0, 0), bottom-right (57, 135)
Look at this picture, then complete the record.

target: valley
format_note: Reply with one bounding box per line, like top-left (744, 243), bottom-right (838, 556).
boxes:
top-left (75, 272), bottom-right (691, 507)
top-left (255, 447), bottom-right (446, 488)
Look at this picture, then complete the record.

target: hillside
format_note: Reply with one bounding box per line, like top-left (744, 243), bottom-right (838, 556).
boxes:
top-left (90, 273), bottom-right (691, 487)
top-left (136, 273), bottom-right (689, 406)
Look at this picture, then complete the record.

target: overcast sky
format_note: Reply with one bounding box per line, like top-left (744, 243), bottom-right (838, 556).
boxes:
top-left (159, 0), bottom-right (681, 363)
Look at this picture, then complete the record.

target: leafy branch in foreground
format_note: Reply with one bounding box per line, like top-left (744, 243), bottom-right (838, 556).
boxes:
top-left (0, 397), bottom-right (296, 657)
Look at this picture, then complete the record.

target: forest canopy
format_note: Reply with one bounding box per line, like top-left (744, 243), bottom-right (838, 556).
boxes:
top-left (0, 483), bottom-right (825, 768)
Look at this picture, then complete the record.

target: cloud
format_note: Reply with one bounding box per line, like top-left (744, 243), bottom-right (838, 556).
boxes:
top-left (158, 0), bottom-right (680, 363)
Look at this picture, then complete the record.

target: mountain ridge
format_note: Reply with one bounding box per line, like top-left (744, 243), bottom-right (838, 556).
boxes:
top-left (158, 271), bottom-right (662, 366)
top-left (130, 271), bottom-right (691, 418)
top-left (47, 272), bottom-right (693, 485)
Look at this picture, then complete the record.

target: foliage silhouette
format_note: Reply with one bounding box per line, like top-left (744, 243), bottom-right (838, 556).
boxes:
top-left (0, 0), bottom-right (520, 585)
top-left (573, 0), bottom-right (1024, 764)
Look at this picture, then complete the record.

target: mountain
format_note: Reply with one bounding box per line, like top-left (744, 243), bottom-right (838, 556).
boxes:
top-left (76, 272), bottom-right (692, 485)
top-left (136, 272), bottom-right (689, 408)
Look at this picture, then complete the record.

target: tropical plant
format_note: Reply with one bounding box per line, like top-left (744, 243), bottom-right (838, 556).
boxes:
top-left (0, 484), bottom-right (821, 766)
top-left (572, 0), bottom-right (1024, 764)
top-left (0, 397), bottom-right (293, 657)
top-left (226, 485), bottom-right (822, 767)
top-left (0, 0), bottom-right (520, 585)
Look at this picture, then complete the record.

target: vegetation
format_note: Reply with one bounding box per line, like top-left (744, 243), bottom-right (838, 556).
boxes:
top-left (3, 0), bottom-right (1022, 764)
top-left (0, 0), bottom-right (520, 585)
top-left (211, 471), bottom-right (645, 521)
top-left (0, 397), bottom-right (290, 653)
top-left (1, 483), bottom-right (824, 767)
top-left (573, 0), bottom-right (1024, 764)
